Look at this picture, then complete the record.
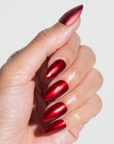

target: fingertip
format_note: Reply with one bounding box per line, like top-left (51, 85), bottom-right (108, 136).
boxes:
top-left (59, 5), bottom-right (83, 26)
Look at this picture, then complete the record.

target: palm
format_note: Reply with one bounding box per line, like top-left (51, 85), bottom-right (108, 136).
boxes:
top-left (19, 59), bottom-right (77, 144)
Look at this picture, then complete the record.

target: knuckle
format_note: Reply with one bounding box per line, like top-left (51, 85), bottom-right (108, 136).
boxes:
top-left (80, 46), bottom-right (96, 63)
top-left (74, 33), bottom-right (81, 44)
top-left (95, 95), bottom-right (102, 108)
top-left (36, 28), bottom-right (55, 42)
top-left (74, 67), bottom-right (83, 81)
top-left (92, 69), bottom-right (103, 86)
top-left (74, 111), bottom-right (82, 120)
top-left (64, 45), bottom-right (75, 58)
top-left (66, 67), bottom-right (82, 83)
top-left (74, 90), bottom-right (84, 102)
top-left (92, 95), bottom-right (103, 114)
top-left (65, 33), bottom-right (81, 57)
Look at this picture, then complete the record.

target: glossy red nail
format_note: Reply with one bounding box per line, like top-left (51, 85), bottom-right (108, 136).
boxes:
top-left (46, 59), bottom-right (66, 79)
top-left (45, 119), bottom-right (66, 134)
top-left (59, 5), bottom-right (83, 26)
top-left (44, 80), bottom-right (68, 101)
top-left (43, 102), bottom-right (67, 122)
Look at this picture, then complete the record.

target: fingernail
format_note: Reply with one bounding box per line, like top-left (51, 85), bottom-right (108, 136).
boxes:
top-left (59, 5), bottom-right (83, 26)
top-left (46, 59), bottom-right (66, 79)
top-left (44, 80), bottom-right (68, 101)
top-left (43, 102), bottom-right (67, 122)
top-left (45, 119), bottom-right (66, 134)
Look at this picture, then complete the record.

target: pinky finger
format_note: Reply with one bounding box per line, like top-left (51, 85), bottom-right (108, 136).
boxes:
top-left (45, 94), bottom-right (102, 134)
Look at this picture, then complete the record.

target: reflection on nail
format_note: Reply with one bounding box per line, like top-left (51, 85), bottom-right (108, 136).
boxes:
top-left (45, 119), bottom-right (66, 134)
top-left (46, 59), bottom-right (66, 79)
top-left (44, 80), bottom-right (69, 101)
top-left (59, 5), bottom-right (83, 26)
top-left (43, 102), bottom-right (67, 122)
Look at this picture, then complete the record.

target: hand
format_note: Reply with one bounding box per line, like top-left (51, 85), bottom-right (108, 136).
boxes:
top-left (0, 5), bottom-right (103, 144)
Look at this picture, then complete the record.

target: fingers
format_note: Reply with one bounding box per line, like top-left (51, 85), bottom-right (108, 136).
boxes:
top-left (45, 94), bottom-right (102, 134)
top-left (43, 58), bottom-right (103, 135)
top-left (43, 68), bottom-right (103, 122)
top-left (44, 46), bottom-right (96, 101)
top-left (0, 17), bottom-right (81, 87)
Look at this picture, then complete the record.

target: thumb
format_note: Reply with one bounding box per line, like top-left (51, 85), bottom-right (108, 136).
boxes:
top-left (0, 5), bottom-right (83, 142)
top-left (0, 5), bottom-right (83, 86)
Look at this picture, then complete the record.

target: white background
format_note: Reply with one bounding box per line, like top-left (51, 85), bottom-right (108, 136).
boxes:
top-left (0, 0), bottom-right (114, 144)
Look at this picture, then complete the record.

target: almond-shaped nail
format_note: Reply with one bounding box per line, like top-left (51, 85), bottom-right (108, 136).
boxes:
top-left (46, 59), bottom-right (66, 79)
top-left (43, 102), bottom-right (67, 122)
top-left (59, 5), bottom-right (83, 26)
top-left (44, 80), bottom-right (68, 101)
top-left (45, 119), bottom-right (66, 134)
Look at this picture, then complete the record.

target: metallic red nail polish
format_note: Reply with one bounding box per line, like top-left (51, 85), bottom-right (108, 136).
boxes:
top-left (46, 59), bottom-right (66, 79)
top-left (44, 80), bottom-right (68, 101)
top-left (59, 5), bottom-right (83, 26)
top-left (43, 102), bottom-right (67, 122)
top-left (45, 119), bottom-right (66, 134)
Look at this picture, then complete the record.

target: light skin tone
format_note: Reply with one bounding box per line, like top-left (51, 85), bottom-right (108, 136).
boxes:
top-left (0, 17), bottom-right (103, 144)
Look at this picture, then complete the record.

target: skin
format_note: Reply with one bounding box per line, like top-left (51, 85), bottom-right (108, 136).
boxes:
top-left (0, 17), bottom-right (103, 144)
